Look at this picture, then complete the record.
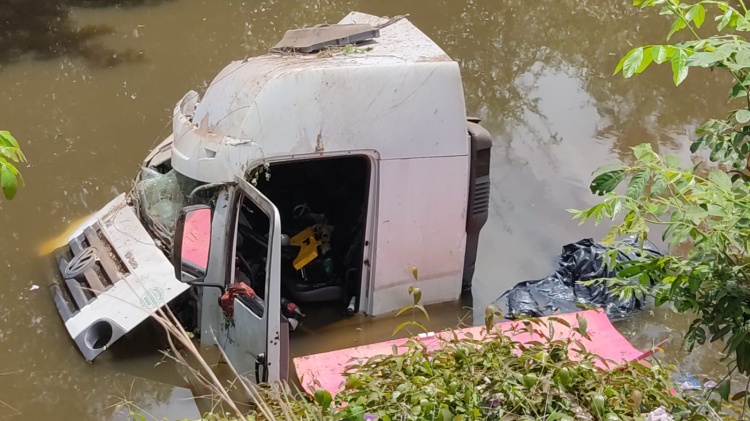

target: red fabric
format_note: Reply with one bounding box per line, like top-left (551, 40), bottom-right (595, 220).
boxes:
top-left (220, 283), bottom-right (256, 317)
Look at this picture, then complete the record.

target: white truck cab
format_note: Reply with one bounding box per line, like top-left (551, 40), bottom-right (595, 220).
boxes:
top-left (48, 12), bottom-right (491, 384)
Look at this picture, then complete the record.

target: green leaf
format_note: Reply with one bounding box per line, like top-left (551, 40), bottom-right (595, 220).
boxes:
top-left (395, 306), bottom-right (414, 318)
top-left (392, 320), bottom-right (427, 336)
top-left (736, 109), bottom-right (750, 123)
top-left (730, 82), bottom-right (747, 100)
top-left (653, 201), bottom-right (669, 216)
top-left (439, 408), bottom-right (453, 421)
top-left (0, 147), bottom-right (21, 163)
top-left (718, 9), bottom-right (732, 31)
top-left (392, 321), bottom-right (412, 336)
top-left (408, 286), bottom-right (421, 304)
top-left (626, 168), bottom-right (650, 199)
top-left (314, 388), bottom-right (333, 409)
top-left (623, 47), bottom-right (645, 78)
top-left (632, 143), bottom-right (655, 162)
top-left (593, 162), bottom-right (627, 175)
top-left (668, 15), bottom-right (687, 39)
top-left (614, 47), bottom-right (646, 76)
top-left (685, 3), bottom-right (705, 22)
top-left (639, 273), bottom-right (651, 285)
top-left (636, 48), bottom-right (654, 74)
top-left (684, 325), bottom-right (706, 351)
top-left (688, 51), bottom-right (724, 67)
top-left (685, 205), bottom-right (708, 220)
top-left (732, 391), bottom-right (749, 401)
top-left (668, 224), bottom-right (690, 248)
top-left (618, 265), bottom-right (645, 278)
top-left (739, 18), bottom-right (750, 31)
top-left (693, 3), bottom-right (706, 28)
top-left (706, 204), bottom-right (727, 217)
top-left (413, 304), bottom-right (430, 321)
top-left (651, 175), bottom-right (667, 196)
top-left (590, 170), bottom-right (626, 196)
top-left (128, 412), bottom-right (148, 421)
top-left (709, 141), bottom-right (727, 162)
top-left (652, 45), bottom-right (668, 64)
top-left (614, 54), bottom-right (628, 76)
top-left (735, 49), bottom-right (750, 67)
top-left (603, 196), bottom-right (623, 219)
top-left (547, 413), bottom-right (574, 421)
top-left (671, 49), bottom-right (689, 85)
top-left (716, 378), bottom-right (731, 401)
top-left (711, 324), bottom-right (733, 342)
top-left (576, 314), bottom-right (588, 337)
top-left (0, 131), bottom-right (20, 149)
top-left (708, 170), bottom-right (733, 191)
top-left (1, 167), bottom-right (18, 200)
top-left (584, 202), bottom-right (606, 223)
top-left (725, 331), bottom-right (747, 357)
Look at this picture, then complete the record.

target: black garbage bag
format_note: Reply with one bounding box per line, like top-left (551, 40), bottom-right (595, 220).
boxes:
top-left (494, 238), bottom-right (662, 320)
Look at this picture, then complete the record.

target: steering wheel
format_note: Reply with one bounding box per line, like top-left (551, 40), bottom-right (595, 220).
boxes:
top-left (293, 203), bottom-right (311, 219)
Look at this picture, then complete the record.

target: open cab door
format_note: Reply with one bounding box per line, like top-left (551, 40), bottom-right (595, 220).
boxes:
top-left (175, 176), bottom-right (284, 383)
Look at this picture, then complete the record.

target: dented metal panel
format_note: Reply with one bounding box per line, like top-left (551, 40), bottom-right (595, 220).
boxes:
top-left (270, 24), bottom-right (379, 53)
top-left (170, 12), bottom-right (466, 183)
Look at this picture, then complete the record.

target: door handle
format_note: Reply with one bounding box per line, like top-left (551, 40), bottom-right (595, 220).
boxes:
top-left (255, 352), bottom-right (266, 384)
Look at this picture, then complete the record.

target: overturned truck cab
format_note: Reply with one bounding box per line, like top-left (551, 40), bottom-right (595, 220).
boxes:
top-left (48, 12), bottom-right (491, 382)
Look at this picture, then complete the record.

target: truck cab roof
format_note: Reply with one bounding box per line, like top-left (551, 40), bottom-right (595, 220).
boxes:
top-left (171, 12), bottom-right (468, 183)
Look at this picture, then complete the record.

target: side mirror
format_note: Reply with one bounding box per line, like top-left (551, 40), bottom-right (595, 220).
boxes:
top-left (173, 205), bottom-right (212, 281)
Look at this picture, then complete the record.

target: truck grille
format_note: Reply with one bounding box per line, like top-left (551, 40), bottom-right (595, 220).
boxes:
top-left (52, 223), bottom-right (130, 320)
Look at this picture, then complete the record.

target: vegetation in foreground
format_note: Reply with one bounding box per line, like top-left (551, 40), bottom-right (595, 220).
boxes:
top-left (306, 315), bottom-right (731, 421)
top-left (0, 130), bottom-right (24, 200)
top-left (123, 302), bottom-right (744, 421)
top-left (572, 0), bottom-right (750, 402)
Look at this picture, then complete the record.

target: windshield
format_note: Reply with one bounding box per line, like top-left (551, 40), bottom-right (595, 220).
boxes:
top-left (130, 167), bottom-right (208, 256)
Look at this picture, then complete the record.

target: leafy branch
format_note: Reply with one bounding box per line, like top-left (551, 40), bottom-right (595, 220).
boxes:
top-left (575, 4), bottom-right (750, 392)
top-left (574, 142), bottom-right (750, 381)
top-left (616, 0), bottom-right (750, 171)
top-left (393, 269), bottom-right (430, 336)
top-left (0, 131), bottom-right (26, 200)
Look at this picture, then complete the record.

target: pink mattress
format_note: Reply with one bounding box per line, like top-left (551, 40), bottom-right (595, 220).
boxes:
top-left (293, 310), bottom-right (659, 395)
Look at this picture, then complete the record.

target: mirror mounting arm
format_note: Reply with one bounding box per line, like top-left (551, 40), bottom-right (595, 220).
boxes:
top-left (186, 281), bottom-right (226, 295)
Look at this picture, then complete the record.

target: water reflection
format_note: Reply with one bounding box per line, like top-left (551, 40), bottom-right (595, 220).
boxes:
top-left (108, 379), bottom-right (201, 421)
top-left (0, 0), bottom-right (170, 66)
top-left (0, 0), bottom-right (742, 418)
top-left (617, 306), bottom-right (749, 391)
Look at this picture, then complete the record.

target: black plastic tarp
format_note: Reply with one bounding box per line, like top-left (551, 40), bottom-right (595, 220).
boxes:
top-left (493, 238), bottom-right (662, 320)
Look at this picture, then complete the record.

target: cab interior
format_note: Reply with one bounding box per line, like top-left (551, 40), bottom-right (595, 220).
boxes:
top-left (233, 155), bottom-right (371, 331)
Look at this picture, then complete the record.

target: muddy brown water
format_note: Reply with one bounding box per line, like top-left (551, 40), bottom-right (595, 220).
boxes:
top-left (0, 0), bottom-right (742, 419)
